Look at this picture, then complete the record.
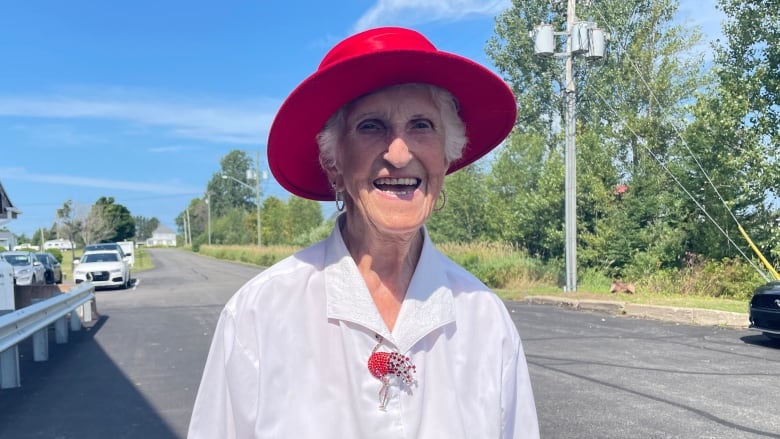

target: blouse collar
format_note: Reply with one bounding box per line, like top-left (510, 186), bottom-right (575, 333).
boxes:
top-left (323, 220), bottom-right (455, 353)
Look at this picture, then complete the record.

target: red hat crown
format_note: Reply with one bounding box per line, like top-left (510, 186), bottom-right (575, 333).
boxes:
top-left (319, 27), bottom-right (437, 70)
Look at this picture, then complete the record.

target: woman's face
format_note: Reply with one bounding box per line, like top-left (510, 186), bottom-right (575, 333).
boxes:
top-left (333, 85), bottom-right (449, 236)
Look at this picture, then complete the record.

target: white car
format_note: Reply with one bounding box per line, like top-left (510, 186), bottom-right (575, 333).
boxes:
top-left (74, 250), bottom-right (131, 289)
top-left (0, 251), bottom-right (46, 286)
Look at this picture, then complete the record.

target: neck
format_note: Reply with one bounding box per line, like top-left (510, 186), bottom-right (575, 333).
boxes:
top-left (340, 215), bottom-right (424, 331)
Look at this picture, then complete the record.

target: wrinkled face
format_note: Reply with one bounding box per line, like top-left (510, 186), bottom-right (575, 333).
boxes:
top-left (331, 85), bottom-right (449, 235)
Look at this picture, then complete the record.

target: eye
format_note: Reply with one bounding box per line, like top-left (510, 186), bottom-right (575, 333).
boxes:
top-left (356, 118), bottom-right (385, 132)
top-left (410, 118), bottom-right (434, 130)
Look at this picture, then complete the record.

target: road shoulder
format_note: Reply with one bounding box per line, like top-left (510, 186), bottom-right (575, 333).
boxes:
top-left (519, 295), bottom-right (749, 328)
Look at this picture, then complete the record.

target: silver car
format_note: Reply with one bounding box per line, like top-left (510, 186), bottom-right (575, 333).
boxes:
top-left (0, 251), bottom-right (47, 286)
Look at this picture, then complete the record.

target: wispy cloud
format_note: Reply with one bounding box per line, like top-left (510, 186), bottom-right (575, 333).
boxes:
top-left (148, 145), bottom-right (190, 153)
top-left (0, 87), bottom-right (278, 145)
top-left (0, 167), bottom-right (202, 195)
top-left (353, 0), bottom-right (510, 32)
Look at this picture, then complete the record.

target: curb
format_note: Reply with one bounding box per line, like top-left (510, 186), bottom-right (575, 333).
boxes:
top-left (520, 296), bottom-right (749, 329)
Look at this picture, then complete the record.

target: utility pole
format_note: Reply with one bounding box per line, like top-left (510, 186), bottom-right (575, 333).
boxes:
top-left (255, 150), bottom-right (262, 247)
top-left (185, 208), bottom-right (192, 246)
top-left (205, 192), bottom-right (212, 245)
top-left (564, 0), bottom-right (578, 293)
top-left (530, 0), bottom-right (608, 292)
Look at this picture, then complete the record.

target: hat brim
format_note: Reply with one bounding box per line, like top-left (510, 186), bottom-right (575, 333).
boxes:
top-left (268, 48), bottom-right (516, 201)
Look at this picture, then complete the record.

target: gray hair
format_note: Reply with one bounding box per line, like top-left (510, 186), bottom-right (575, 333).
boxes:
top-left (317, 83), bottom-right (467, 174)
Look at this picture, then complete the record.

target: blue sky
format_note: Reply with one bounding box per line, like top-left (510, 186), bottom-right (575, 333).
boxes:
top-left (1, 0), bottom-right (724, 238)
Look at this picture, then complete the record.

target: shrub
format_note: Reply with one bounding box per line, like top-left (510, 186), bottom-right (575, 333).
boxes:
top-left (46, 248), bottom-right (63, 262)
top-left (197, 245), bottom-right (299, 268)
top-left (632, 256), bottom-right (763, 300)
top-left (439, 242), bottom-right (556, 289)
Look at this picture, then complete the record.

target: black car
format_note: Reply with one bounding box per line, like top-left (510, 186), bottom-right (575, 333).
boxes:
top-left (749, 281), bottom-right (780, 340)
top-left (34, 252), bottom-right (63, 284)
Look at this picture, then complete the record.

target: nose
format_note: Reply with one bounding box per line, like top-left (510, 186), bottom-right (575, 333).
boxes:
top-left (384, 136), bottom-right (413, 168)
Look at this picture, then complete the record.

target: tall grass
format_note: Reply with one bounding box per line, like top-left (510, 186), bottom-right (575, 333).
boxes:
top-left (427, 242), bottom-right (559, 289)
top-left (194, 241), bottom-right (766, 309)
top-left (198, 244), bottom-right (300, 268)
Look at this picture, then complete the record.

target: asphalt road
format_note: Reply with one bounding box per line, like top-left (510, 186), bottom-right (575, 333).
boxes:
top-left (0, 248), bottom-right (778, 438)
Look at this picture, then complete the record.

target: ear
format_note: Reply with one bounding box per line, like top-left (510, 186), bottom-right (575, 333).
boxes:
top-left (323, 164), bottom-right (344, 192)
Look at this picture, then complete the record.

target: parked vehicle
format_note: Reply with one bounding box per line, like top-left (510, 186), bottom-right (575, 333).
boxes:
top-left (82, 243), bottom-right (131, 267)
top-left (749, 281), bottom-right (780, 340)
top-left (34, 252), bottom-right (63, 284)
top-left (0, 251), bottom-right (46, 286)
top-left (73, 250), bottom-right (131, 289)
top-left (117, 241), bottom-right (135, 267)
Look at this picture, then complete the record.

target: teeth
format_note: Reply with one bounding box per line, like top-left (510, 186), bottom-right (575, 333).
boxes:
top-left (375, 177), bottom-right (418, 186)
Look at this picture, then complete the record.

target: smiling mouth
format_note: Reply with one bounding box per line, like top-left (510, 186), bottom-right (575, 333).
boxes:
top-left (374, 177), bottom-right (421, 195)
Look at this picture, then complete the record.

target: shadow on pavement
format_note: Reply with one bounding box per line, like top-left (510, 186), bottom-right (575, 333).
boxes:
top-left (740, 333), bottom-right (780, 349)
top-left (0, 314), bottom-right (180, 439)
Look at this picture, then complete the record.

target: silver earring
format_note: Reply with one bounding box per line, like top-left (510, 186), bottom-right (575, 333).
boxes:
top-left (336, 191), bottom-right (345, 212)
top-left (434, 190), bottom-right (446, 212)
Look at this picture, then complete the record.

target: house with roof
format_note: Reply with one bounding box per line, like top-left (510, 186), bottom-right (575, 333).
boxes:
top-left (44, 238), bottom-right (75, 250)
top-left (146, 224), bottom-right (177, 247)
top-left (0, 180), bottom-right (21, 250)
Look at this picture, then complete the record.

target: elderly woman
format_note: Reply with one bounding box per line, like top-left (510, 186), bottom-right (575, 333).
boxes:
top-left (188, 27), bottom-right (539, 438)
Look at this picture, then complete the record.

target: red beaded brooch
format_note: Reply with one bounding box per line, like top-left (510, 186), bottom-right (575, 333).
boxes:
top-left (367, 335), bottom-right (416, 410)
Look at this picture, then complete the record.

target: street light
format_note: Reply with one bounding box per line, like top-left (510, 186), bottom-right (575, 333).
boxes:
top-left (205, 192), bottom-right (212, 245)
top-left (221, 173), bottom-right (262, 246)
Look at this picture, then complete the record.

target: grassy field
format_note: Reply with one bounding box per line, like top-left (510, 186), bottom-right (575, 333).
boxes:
top-left (195, 243), bottom-right (757, 315)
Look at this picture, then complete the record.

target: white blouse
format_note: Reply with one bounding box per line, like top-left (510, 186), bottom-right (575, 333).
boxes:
top-left (188, 224), bottom-right (539, 438)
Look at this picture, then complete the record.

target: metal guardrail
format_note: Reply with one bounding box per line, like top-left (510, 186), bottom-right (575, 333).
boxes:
top-left (0, 282), bottom-right (96, 389)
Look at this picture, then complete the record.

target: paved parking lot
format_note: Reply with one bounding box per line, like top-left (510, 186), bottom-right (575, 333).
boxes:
top-left (0, 249), bottom-right (777, 438)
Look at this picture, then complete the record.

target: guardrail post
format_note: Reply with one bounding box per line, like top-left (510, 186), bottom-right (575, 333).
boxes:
top-left (85, 300), bottom-right (93, 322)
top-left (78, 300), bottom-right (93, 323)
top-left (70, 310), bottom-right (82, 331)
top-left (33, 328), bottom-right (49, 362)
top-left (0, 346), bottom-right (20, 389)
top-left (55, 317), bottom-right (69, 344)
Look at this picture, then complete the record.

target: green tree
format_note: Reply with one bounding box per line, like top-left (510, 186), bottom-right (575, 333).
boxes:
top-left (209, 207), bottom-right (255, 245)
top-left (717, 0), bottom-right (779, 145)
top-left (684, 0), bottom-right (780, 266)
top-left (287, 196), bottom-right (323, 242)
top-left (487, 132), bottom-right (565, 260)
top-left (428, 164), bottom-right (493, 243)
top-left (56, 200), bottom-right (82, 258)
top-left (206, 150), bottom-right (256, 217)
top-left (89, 197), bottom-right (135, 242)
top-left (134, 216), bottom-right (160, 242)
top-left (488, 0), bottom-right (706, 274)
top-left (261, 196), bottom-right (290, 245)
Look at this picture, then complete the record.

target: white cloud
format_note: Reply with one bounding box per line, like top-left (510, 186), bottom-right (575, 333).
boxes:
top-left (0, 167), bottom-right (201, 195)
top-left (148, 145), bottom-right (189, 153)
top-left (353, 0), bottom-right (510, 32)
top-left (0, 88), bottom-right (279, 145)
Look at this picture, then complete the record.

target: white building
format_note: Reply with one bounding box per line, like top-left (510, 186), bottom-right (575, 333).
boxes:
top-left (146, 224), bottom-right (176, 247)
top-left (0, 181), bottom-right (20, 226)
top-left (0, 231), bottom-right (15, 252)
top-left (0, 180), bottom-right (20, 251)
top-left (44, 238), bottom-right (75, 250)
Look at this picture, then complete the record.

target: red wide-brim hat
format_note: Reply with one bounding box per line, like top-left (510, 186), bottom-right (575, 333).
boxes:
top-left (267, 26), bottom-right (517, 201)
